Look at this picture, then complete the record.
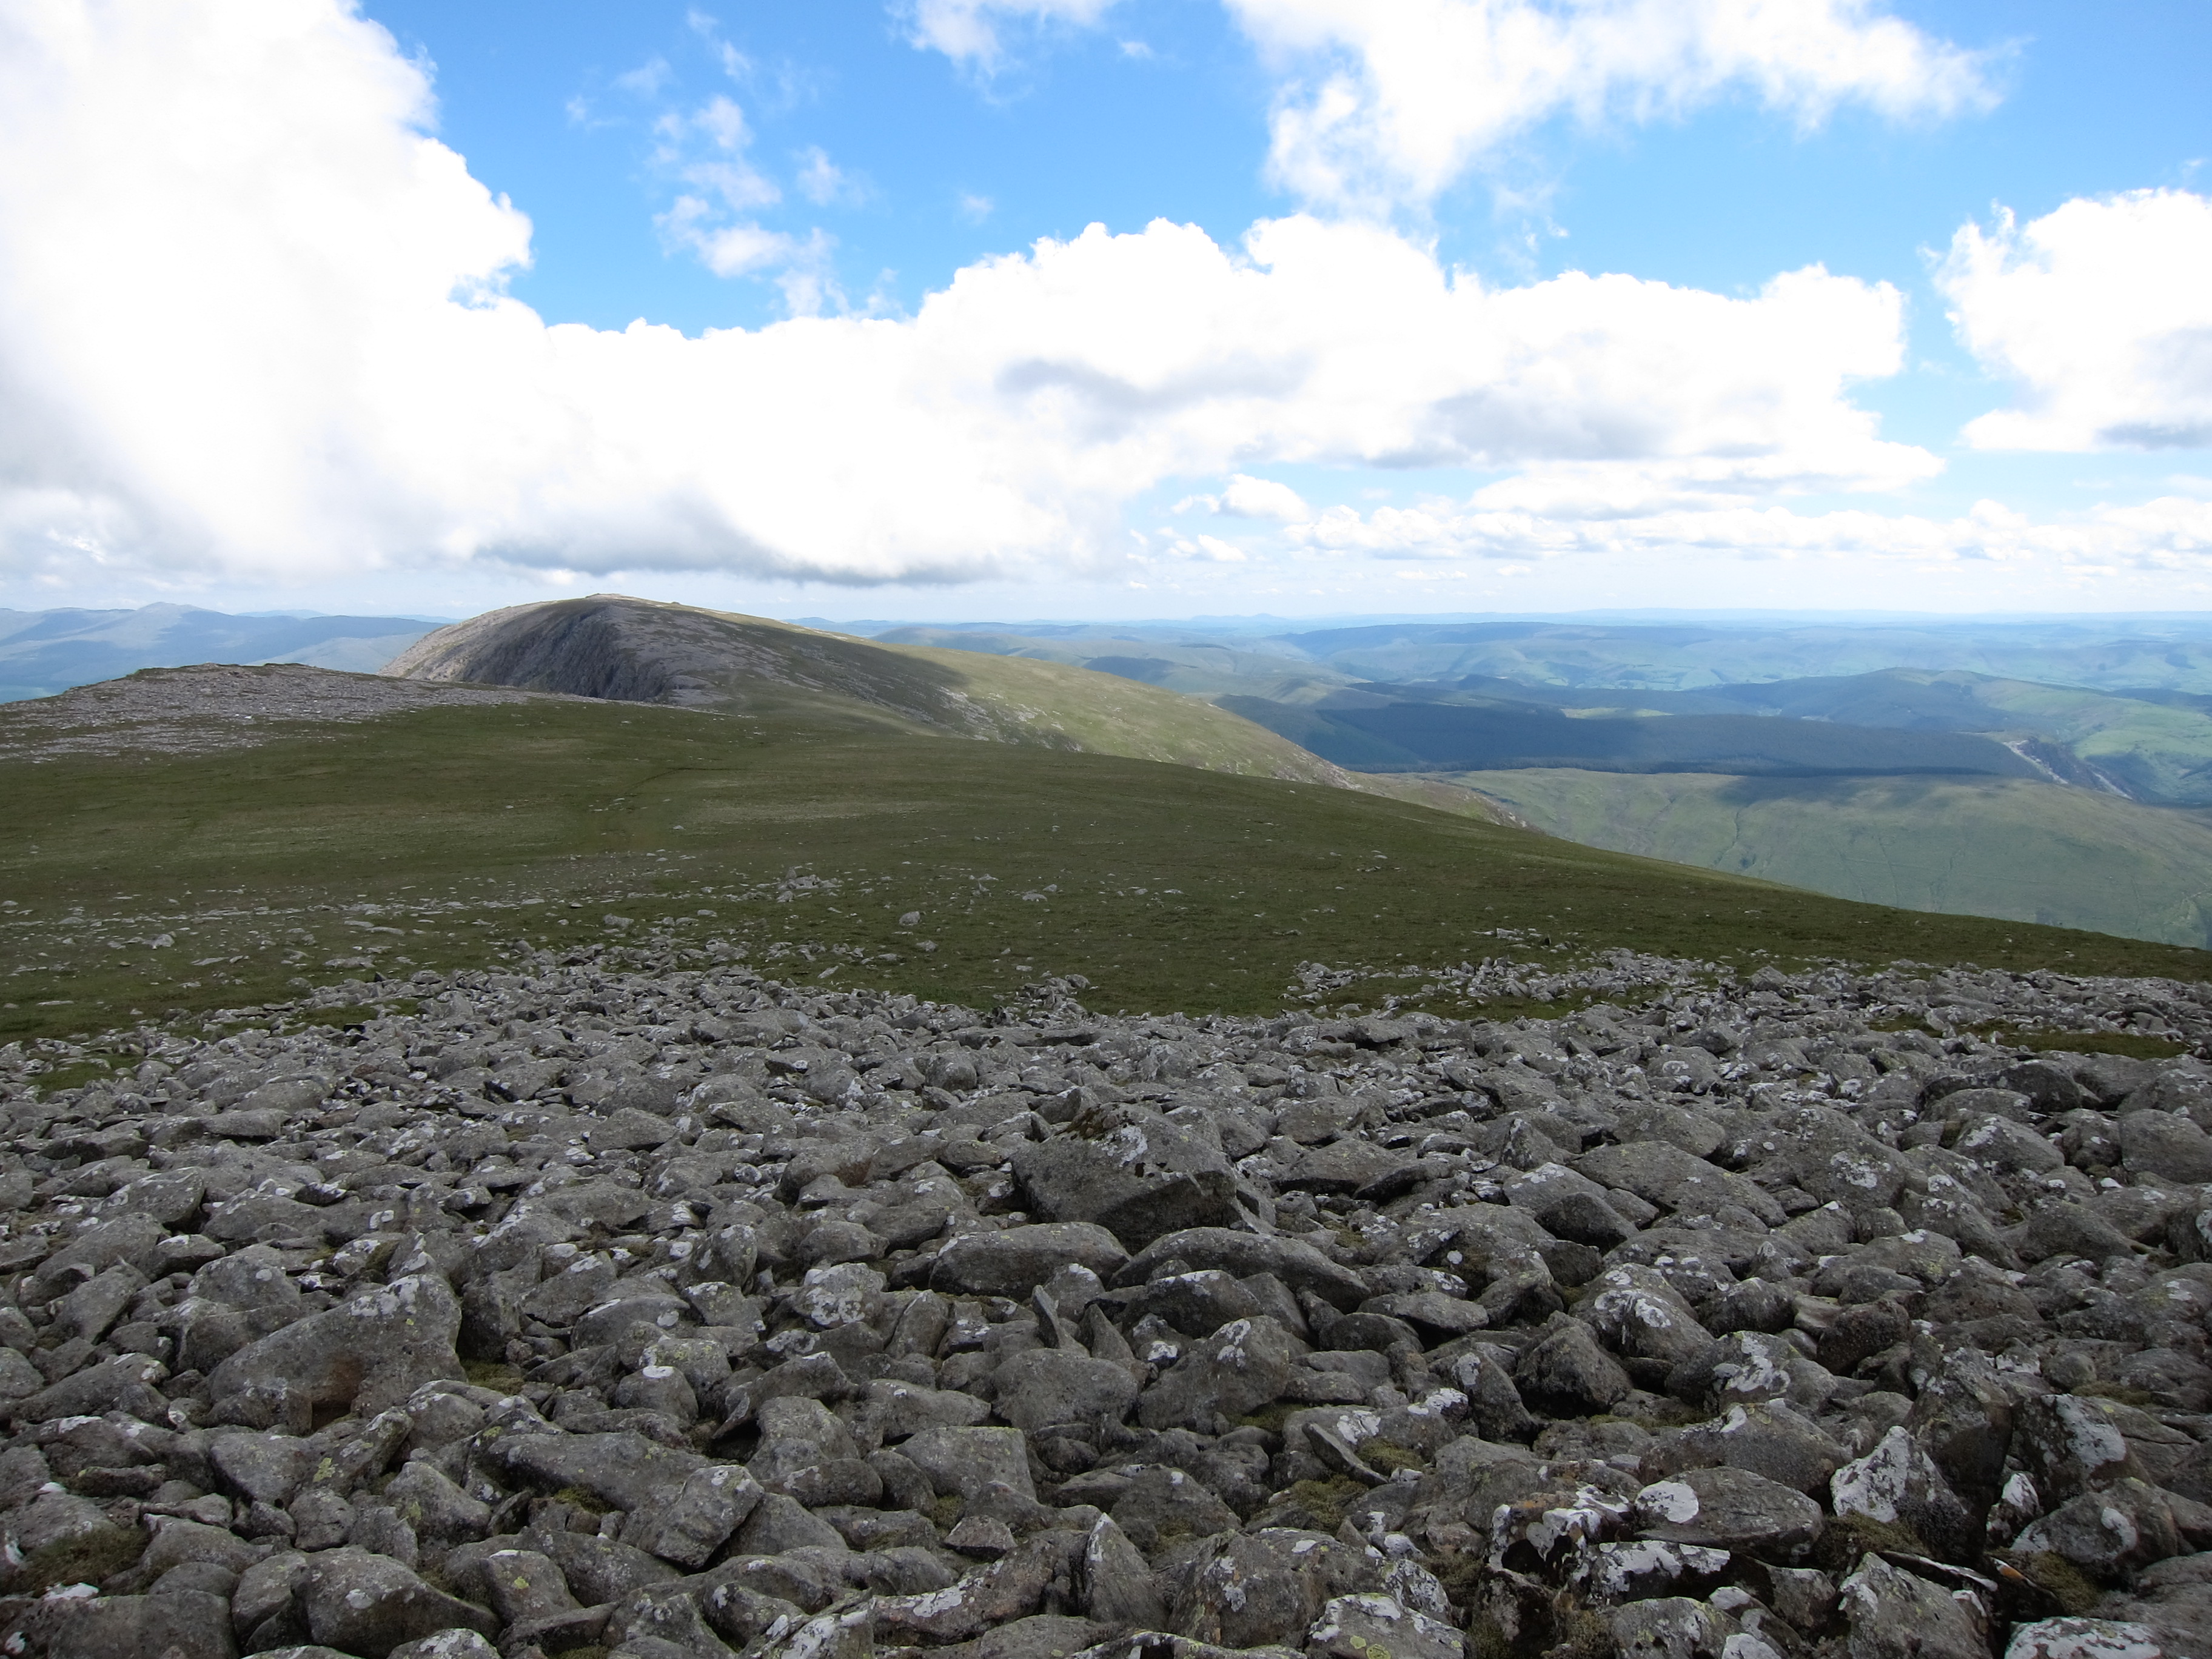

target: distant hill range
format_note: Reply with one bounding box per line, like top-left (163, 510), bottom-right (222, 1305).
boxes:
top-left (870, 613), bottom-right (2212, 695)
top-left (0, 603), bottom-right (443, 702)
top-left (868, 621), bottom-right (2212, 948)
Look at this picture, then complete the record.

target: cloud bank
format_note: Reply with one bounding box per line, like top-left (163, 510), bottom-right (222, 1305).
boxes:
top-left (0, 0), bottom-right (1942, 592)
top-left (1939, 189), bottom-right (2212, 452)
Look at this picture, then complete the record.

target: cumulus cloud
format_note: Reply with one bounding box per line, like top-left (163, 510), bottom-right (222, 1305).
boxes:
top-left (0, 0), bottom-right (1931, 592)
top-left (1227, 0), bottom-right (1996, 210)
top-left (1218, 475), bottom-right (1314, 520)
top-left (647, 93), bottom-right (821, 294)
top-left (900, 0), bottom-right (1120, 72)
top-left (1172, 475), bottom-right (1315, 520)
top-left (1938, 189), bottom-right (2212, 452)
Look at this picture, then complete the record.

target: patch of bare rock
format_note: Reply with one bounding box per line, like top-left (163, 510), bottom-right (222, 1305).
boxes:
top-left (2, 955), bottom-right (2212, 1659)
top-left (0, 664), bottom-right (578, 759)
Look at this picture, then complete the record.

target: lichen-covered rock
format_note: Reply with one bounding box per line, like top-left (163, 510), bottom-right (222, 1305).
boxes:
top-left (297, 1549), bottom-right (501, 1659)
top-left (1633, 1467), bottom-right (1824, 1560)
top-left (1839, 1553), bottom-right (1987, 1659)
top-left (1166, 1529), bottom-right (1380, 1650)
top-left (208, 1275), bottom-right (464, 1418)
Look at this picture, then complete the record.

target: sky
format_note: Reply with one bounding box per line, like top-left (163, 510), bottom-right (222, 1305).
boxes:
top-left (0, 0), bottom-right (2208, 623)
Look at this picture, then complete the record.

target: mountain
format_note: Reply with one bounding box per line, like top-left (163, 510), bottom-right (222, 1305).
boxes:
top-left (381, 594), bottom-right (1356, 785)
top-left (0, 603), bottom-right (445, 702)
top-left (1449, 768), bottom-right (2212, 949)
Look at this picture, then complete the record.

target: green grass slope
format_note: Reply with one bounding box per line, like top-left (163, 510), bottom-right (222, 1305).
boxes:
top-left (1446, 768), bottom-right (2212, 948)
top-left (2, 695), bottom-right (2204, 1047)
top-left (872, 625), bottom-right (1354, 703)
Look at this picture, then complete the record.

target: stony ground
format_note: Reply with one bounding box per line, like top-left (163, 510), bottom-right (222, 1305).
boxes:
top-left (2, 948), bottom-right (2212, 1659)
top-left (0, 664), bottom-right (575, 759)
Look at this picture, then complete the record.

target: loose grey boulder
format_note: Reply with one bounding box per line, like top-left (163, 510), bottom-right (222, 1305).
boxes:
top-left (1633, 1467), bottom-right (1824, 1559)
top-left (298, 1549), bottom-right (501, 1659)
top-left (1838, 1553), bottom-right (1987, 1659)
top-left (207, 1275), bottom-right (464, 1418)
top-left (993, 1348), bottom-right (1141, 1432)
top-left (932, 1223), bottom-right (1130, 1298)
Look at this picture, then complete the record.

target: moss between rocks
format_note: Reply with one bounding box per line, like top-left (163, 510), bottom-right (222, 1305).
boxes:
top-left (13, 1527), bottom-right (146, 1596)
top-left (548, 1647), bottom-right (608, 1659)
top-left (1963, 1025), bottom-right (2194, 1061)
top-left (1466, 1615), bottom-right (1514, 1659)
top-left (465, 1359), bottom-right (527, 1393)
top-left (1546, 1607), bottom-right (1612, 1659)
top-left (2014, 1551), bottom-right (2105, 1614)
top-left (1811, 1512), bottom-right (1932, 1571)
top-left (928, 1493), bottom-right (965, 1529)
top-left (1235, 1403), bottom-right (1295, 1435)
top-left (2077, 1382), bottom-right (2158, 1407)
top-left (1431, 1553), bottom-right (1489, 1610)
top-left (1281, 1475), bottom-right (1369, 1530)
top-left (550, 1486), bottom-right (614, 1516)
top-left (1361, 1441), bottom-right (1426, 1475)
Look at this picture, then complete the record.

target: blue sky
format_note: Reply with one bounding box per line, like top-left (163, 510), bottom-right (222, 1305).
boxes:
top-left (0, 0), bottom-right (2207, 620)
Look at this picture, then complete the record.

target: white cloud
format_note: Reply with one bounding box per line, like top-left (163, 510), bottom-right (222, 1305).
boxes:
top-left (1937, 189), bottom-right (2212, 452)
top-left (613, 56), bottom-right (672, 98)
top-left (1227, 0), bottom-right (1996, 210)
top-left (795, 146), bottom-right (848, 205)
top-left (0, 0), bottom-right (1934, 593)
top-left (901, 0), bottom-right (1120, 72)
top-left (686, 8), bottom-right (750, 81)
top-left (645, 94), bottom-right (845, 301)
top-left (1218, 475), bottom-right (1312, 520)
top-left (958, 192), bottom-right (995, 223)
top-left (654, 95), bottom-right (779, 213)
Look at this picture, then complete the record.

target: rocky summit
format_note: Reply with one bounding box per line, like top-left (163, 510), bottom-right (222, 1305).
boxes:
top-left (3, 954), bottom-right (2212, 1659)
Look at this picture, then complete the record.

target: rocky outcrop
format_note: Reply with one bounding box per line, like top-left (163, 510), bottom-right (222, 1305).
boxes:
top-left (1, 951), bottom-right (2211, 1659)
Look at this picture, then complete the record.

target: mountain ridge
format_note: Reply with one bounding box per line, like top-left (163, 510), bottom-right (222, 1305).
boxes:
top-left (381, 593), bottom-right (1367, 788)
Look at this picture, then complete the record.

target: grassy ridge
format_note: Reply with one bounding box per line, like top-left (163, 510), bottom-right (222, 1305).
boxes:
top-left (1, 699), bottom-right (2205, 1047)
top-left (871, 641), bottom-right (1352, 779)
top-left (387, 595), bottom-right (1351, 785)
top-left (1448, 768), bottom-right (2212, 948)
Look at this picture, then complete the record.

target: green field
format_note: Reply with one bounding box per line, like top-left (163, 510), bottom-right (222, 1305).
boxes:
top-left (2, 697), bottom-right (2206, 1048)
top-left (1450, 768), bottom-right (2212, 948)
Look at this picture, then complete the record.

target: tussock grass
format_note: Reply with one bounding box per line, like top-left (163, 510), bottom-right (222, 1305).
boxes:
top-left (1, 698), bottom-right (2204, 1047)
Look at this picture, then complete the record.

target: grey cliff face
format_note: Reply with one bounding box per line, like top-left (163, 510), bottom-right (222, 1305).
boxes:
top-left (1, 950), bottom-right (2211, 1659)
